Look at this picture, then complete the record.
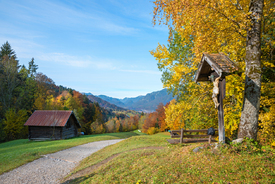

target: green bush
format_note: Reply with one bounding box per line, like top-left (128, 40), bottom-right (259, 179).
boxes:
top-left (3, 108), bottom-right (28, 140)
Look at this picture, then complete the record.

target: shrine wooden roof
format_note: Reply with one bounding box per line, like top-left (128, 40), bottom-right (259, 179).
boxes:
top-left (195, 53), bottom-right (239, 82)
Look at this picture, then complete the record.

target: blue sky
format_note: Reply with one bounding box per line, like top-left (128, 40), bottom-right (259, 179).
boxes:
top-left (0, 0), bottom-right (169, 98)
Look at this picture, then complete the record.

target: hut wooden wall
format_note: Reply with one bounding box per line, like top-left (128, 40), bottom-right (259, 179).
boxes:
top-left (28, 126), bottom-right (62, 140)
top-left (61, 116), bottom-right (78, 139)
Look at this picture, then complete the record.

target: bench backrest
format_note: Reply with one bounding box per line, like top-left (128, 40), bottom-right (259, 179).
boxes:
top-left (170, 129), bottom-right (218, 138)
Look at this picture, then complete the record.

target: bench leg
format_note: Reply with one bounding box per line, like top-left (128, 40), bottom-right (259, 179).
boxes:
top-left (209, 135), bottom-right (212, 144)
top-left (180, 128), bottom-right (183, 144)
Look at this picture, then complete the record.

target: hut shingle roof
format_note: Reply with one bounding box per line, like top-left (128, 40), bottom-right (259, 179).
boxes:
top-left (24, 110), bottom-right (81, 128)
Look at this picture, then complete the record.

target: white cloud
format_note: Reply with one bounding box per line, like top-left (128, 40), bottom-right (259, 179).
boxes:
top-left (37, 53), bottom-right (117, 69)
top-left (38, 53), bottom-right (89, 67)
top-left (0, 0), bottom-right (139, 36)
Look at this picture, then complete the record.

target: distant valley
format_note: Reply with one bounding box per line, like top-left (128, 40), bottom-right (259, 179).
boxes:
top-left (85, 89), bottom-right (174, 112)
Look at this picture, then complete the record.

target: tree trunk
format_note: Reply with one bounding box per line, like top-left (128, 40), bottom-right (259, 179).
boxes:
top-left (238, 0), bottom-right (264, 140)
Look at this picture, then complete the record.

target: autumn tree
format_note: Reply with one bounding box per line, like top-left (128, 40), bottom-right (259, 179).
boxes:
top-left (3, 108), bottom-right (28, 140)
top-left (154, 103), bottom-right (165, 131)
top-left (142, 112), bottom-right (158, 133)
top-left (152, 0), bottom-right (274, 140)
top-left (238, 0), bottom-right (264, 139)
top-left (34, 73), bottom-right (56, 110)
top-left (82, 103), bottom-right (96, 134)
top-left (151, 31), bottom-right (219, 134)
top-left (105, 118), bottom-right (117, 133)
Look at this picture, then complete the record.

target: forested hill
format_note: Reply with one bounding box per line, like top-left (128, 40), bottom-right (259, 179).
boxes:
top-left (86, 94), bottom-right (127, 111)
top-left (97, 89), bottom-right (175, 112)
top-left (0, 41), bottom-right (131, 142)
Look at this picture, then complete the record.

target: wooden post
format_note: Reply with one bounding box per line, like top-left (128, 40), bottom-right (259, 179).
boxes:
top-left (218, 78), bottom-right (225, 143)
top-left (180, 128), bottom-right (183, 144)
top-left (209, 135), bottom-right (212, 144)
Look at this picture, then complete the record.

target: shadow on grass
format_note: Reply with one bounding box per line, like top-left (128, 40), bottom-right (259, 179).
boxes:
top-left (61, 173), bottom-right (96, 184)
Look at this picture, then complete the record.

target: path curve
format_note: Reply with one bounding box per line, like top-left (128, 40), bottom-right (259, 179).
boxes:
top-left (0, 139), bottom-right (123, 184)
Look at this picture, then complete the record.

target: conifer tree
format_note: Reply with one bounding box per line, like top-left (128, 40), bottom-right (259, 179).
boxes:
top-left (0, 41), bottom-right (17, 59)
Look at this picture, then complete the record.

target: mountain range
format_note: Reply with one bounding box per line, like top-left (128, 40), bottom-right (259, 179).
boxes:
top-left (85, 89), bottom-right (174, 112)
top-left (85, 94), bottom-right (127, 111)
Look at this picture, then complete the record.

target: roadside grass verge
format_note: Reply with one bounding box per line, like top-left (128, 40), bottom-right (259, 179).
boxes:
top-left (67, 132), bottom-right (170, 175)
top-left (67, 133), bottom-right (275, 184)
top-left (0, 132), bottom-right (137, 175)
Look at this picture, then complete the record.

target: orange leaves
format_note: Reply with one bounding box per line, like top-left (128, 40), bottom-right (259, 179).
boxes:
top-left (142, 112), bottom-right (158, 133)
top-left (156, 103), bottom-right (167, 131)
top-left (140, 103), bottom-right (168, 134)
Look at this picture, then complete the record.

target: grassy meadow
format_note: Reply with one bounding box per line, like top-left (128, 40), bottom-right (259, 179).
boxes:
top-left (1, 130), bottom-right (274, 183)
top-left (65, 132), bottom-right (275, 184)
top-left (0, 132), bottom-right (137, 174)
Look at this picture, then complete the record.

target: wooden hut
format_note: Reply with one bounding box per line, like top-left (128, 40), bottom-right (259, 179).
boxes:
top-left (24, 110), bottom-right (81, 140)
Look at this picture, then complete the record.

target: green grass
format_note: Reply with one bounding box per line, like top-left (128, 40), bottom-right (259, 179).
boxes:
top-left (67, 132), bottom-right (275, 184)
top-left (68, 132), bottom-right (170, 174)
top-left (132, 129), bottom-right (147, 135)
top-left (0, 132), bottom-right (137, 174)
top-left (112, 110), bottom-right (140, 117)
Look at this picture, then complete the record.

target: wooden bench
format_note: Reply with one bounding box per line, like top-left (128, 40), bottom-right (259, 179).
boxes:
top-left (167, 128), bottom-right (218, 144)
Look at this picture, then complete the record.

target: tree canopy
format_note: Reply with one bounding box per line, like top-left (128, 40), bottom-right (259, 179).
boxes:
top-left (151, 0), bottom-right (275, 144)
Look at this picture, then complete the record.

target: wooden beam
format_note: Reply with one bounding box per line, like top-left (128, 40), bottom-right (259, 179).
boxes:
top-left (180, 128), bottom-right (183, 144)
top-left (184, 129), bottom-right (218, 133)
top-left (218, 78), bottom-right (225, 143)
top-left (170, 130), bottom-right (181, 133)
top-left (197, 77), bottom-right (209, 82)
top-left (171, 135), bottom-right (181, 138)
top-left (183, 138), bottom-right (217, 143)
top-left (182, 135), bottom-right (218, 138)
top-left (183, 129), bottom-right (218, 133)
top-left (171, 129), bottom-right (218, 133)
top-left (167, 138), bottom-right (218, 144)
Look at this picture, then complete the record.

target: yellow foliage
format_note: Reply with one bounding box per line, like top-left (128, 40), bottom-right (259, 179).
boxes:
top-left (91, 120), bottom-right (105, 134)
top-left (34, 95), bottom-right (45, 110)
top-left (258, 104), bottom-right (275, 146)
top-left (147, 127), bottom-right (159, 135)
top-left (152, 0), bottom-right (275, 140)
top-left (165, 99), bottom-right (185, 130)
top-left (3, 108), bottom-right (28, 140)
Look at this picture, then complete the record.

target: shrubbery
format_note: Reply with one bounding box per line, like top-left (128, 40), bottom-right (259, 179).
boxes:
top-left (146, 127), bottom-right (159, 135)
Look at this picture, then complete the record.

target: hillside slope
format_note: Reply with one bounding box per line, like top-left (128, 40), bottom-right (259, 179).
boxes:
top-left (97, 95), bottom-right (126, 108)
top-left (86, 94), bottom-right (126, 111)
top-left (126, 89), bottom-right (174, 111)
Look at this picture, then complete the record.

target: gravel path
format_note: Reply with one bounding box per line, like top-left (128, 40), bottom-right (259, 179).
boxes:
top-left (0, 139), bottom-right (123, 184)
